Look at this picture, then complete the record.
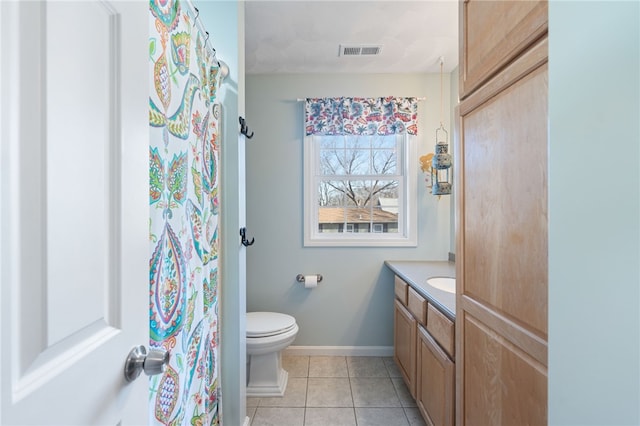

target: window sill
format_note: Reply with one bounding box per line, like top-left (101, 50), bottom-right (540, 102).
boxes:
top-left (304, 235), bottom-right (418, 248)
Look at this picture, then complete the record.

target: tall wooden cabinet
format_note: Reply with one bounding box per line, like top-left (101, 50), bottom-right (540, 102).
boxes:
top-left (456, 1), bottom-right (548, 425)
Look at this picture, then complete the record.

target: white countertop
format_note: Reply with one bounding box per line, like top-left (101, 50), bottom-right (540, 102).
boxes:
top-left (385, 260), bottom-right (456, 320)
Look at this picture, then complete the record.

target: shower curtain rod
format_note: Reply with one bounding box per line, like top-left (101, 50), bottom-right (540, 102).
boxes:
top-left (296, 97), bottom-right (426, 101)
top-left (186, 0), bottom-right (229, 81)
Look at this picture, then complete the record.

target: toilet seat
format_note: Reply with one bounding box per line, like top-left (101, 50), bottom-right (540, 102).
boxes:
top-left (247, 312), bottom-right (296, 338)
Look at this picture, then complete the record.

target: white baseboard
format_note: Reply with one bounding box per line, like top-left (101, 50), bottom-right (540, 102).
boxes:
top-left (283, 346), bottom-right (393, 357)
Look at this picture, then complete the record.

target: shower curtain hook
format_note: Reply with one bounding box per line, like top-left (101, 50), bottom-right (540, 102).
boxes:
top-left (194, 6), bottom-right (199, 20)
top-left (205, 31), bottom-right (209, 43)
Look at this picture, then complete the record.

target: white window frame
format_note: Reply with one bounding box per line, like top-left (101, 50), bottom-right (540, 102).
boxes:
top-left (303, 133), bottom-right (418, 247)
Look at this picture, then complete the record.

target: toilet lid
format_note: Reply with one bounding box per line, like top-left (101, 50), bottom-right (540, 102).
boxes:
top-left (246, 312), bottom-right (296, 338)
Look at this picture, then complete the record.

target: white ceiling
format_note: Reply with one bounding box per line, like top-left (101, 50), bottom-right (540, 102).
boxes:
top-left (244, 1), bottom-right (459, 75)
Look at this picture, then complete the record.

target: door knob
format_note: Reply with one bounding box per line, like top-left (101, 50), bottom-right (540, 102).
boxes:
top-left (124, 345), bottom-right (170, 382)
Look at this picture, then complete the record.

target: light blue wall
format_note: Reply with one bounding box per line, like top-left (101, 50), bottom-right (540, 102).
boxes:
top-left (549, 1), bottom-right (640, 424)
top-left (245, 74), bottom-right (453, 346)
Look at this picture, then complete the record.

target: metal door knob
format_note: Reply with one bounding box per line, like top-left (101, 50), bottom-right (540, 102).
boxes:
top-left (124, 345), bottom-right (170, 382)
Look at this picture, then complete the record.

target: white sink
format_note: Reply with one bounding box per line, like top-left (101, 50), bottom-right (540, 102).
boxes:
top-left (426, 277), bottom-right (456, 294)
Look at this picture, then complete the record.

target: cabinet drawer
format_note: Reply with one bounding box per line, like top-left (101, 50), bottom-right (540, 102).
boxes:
top-left (394, 276), bottom-right (408, 306)
top-left (426, 304), bottom-right (455, 359)
top-left (407, 287), bottom-right (427, 325)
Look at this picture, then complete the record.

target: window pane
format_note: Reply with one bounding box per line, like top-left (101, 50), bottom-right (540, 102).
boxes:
top-left (320, 148), bottom-right (346, 175)
top-left (317, 206), bottom-right (344, 233)
top-left (371, 179), bottom-right (399, 202)
top-left (372, 134), bottom-right (397, 149)
top-left (344, 148), bottom-right (370, 175)
top-left (318, 180), bottom-right (347, 206)
top-left (348, 136), bottom-right (368, 150)
top-left (372, 149), bottom-right (397, 174)
top-left (375, 179), bottom-right (399, 233)
top-left (319, 136), bottom-right (343, 150)
top-left (343, 180), bottom-right (366, 207)
top-left (373, 135), bottom-right (398, 174)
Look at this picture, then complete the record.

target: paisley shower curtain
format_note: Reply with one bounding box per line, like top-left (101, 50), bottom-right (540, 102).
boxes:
top-left (148, 0), bottom-right (222, 424)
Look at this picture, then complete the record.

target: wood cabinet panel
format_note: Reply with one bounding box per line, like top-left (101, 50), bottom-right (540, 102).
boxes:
top-left (394, 299), bottom-right (417, 397)
top-left (395, 276), bottom-right (408, 306)
top-left (458, 2), bottom-right (548, 424)
top-left (417, 325), bottom-right (455, 426)
top-left (426, 303), bottom-right (455, 359)
top-left (462, 314), bottom-right (547, 425)
top-left (461, 63), bottom-right (548, 337)
top-left (408, 287), bottom-right (427, 325)
top-left (460, 0), bottom-right (548, 98)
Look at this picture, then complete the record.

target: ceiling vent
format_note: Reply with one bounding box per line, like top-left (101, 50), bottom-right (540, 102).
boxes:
top-left (339, 44), bottom-right (383, 57)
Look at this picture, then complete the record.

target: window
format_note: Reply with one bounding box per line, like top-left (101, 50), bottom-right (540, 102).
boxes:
top-left (304, 133), bottom-right (417, 247)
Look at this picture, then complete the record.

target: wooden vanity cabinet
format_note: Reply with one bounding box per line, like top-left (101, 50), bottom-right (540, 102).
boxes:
top-left (394, 299), bottom-right (416, 397)
top-left (417, 326), bottom-right (455, 426)
top-left (393, 275), bottom-right (456, 425)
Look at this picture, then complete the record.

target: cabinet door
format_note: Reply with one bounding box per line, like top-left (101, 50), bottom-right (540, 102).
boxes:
top-left (461, 312), bottom-right (546, 425)
top-left (417, 326), bottom-right (454, 426)
top-left (394, 299), bottom-right (417, 397)
top-left (460, 0), bottom-right (547, 98)
top-left (462, 43), bottom-right (548, 340)
top-left (457, 37), bottom-right (548, 425)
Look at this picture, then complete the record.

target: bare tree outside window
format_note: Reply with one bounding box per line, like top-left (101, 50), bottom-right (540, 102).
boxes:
top-left (316, 135), bottom-right (400, 234)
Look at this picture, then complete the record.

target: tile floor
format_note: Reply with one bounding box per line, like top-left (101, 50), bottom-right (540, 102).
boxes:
top-left (247, 355), bottom-right (427, 426)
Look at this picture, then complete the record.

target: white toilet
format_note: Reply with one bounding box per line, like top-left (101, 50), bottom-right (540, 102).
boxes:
top-left (246, 311), bottom-right (299, 397)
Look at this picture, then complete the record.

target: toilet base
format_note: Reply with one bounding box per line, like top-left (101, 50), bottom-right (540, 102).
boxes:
top-left (246, 368), bottom-right (288, 397)
top-left (246, 351), bottom-right (289, 397)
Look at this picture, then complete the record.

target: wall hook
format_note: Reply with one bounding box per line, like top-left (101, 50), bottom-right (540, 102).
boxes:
top-left (240, 227), bottom-right (255, 247)
top-left (239, 116), bottom-right (254, 139)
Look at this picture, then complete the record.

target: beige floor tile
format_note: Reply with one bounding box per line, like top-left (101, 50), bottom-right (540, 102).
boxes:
top-left (304, 407), bottom-right (357, 426)
top-left (391, 377), bottom-right (417, 407)
top-left (346, 356), bottom-right (388, 377)
top-left (247, 397), bottom-right (261, 408)
top-left (259, 377), bottom-right (307, 407)
top-left (404, 407), bottom-right (427, 426)
top-left (309, 356), bottom-right (348, 377)
top-left (247, 406), bottom-right (257, 425)
top-left (251, 407), bottom-right (305, 426)
top-left (246, 356), bottom-right (421, 425)
top-left (383, 357), bottom-right (403, 378)
top-left (283, 355), bottom-right (310, 377)
top-left (306, 377), bottom-right (353, 407)
top-left (354, 407), bottom-right (410, 426)
top-left (351, 377), bottom-right (402, 407)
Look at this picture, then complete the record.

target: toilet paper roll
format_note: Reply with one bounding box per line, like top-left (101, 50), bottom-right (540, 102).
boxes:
top-left (304, 275), bottom-right (318, 289)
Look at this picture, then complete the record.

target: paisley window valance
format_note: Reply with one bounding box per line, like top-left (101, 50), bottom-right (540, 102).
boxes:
top-left (304, 96), bottom-right (418, 136)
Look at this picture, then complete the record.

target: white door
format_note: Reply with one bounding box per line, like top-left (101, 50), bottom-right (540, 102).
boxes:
top-left (0, 1), bottom-right (150, 424)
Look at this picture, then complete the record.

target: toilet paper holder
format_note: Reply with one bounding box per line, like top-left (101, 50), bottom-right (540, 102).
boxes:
top-left (296, 274), bottom-right (323, 283)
